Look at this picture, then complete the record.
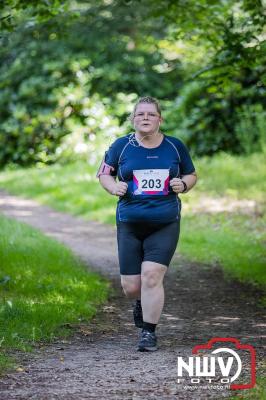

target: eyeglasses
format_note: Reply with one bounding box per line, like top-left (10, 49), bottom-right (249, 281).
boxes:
top-left (134, 112), bottom-right (160, 119)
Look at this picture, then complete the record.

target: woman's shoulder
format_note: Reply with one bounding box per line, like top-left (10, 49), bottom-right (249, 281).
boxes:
top-left (109, 134), bottom-right (130, 147)
top-left (107, 134), bottom-right (131, 155)
top-left (164, 134), bottom-right (186, 149)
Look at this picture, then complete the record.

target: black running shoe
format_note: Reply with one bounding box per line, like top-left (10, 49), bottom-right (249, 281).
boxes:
top-left (133, 300), bottom-right (143, 328)
top-left (138, 330), bottom-right (158, 352)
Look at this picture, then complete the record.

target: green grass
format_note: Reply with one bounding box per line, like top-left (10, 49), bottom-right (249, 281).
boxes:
top-left (0, 161), bottom-right (117, 223)
top-left (0, 152), bottom-right (265, 289)
top-left (228, 377), bottom-right (266, 399)
top-left (179, 213), bottom-right (266, 286)
top-left (193, 152), bottom-right (266, 202)
top-left (0, 152), bottom-right (265, 219)
top-left (0, 215), bottom-right (110, 370)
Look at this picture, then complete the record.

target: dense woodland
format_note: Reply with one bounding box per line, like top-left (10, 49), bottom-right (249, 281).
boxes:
top-left (0, 0), bottom-right (265, 166)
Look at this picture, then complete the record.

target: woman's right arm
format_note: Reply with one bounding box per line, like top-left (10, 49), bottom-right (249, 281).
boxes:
top-left (99, 175), bottom-right (128, 197)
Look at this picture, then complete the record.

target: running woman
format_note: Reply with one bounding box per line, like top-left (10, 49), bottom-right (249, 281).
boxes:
top-left (97, 96), bottom-right (197, 351)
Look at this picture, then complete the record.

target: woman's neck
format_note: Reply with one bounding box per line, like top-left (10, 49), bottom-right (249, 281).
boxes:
top-left (135, 131), bottom-right (163, 148)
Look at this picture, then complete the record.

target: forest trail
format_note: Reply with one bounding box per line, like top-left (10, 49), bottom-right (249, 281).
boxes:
top-left (0, 190), bottom-right (265, 400)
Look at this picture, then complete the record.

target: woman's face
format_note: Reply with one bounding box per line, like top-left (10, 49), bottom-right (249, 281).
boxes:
top-left (133, 103), bottom-right (162, 135)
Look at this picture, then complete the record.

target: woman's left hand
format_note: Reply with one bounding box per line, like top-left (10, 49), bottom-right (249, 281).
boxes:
top-left (170, 178), bottom-right (186, 193)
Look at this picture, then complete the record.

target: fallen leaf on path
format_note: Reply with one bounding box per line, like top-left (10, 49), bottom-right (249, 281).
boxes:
top-left (79, 326), bottom-right (93, 336)
top-left (103, 306), bottom-right (116, 313)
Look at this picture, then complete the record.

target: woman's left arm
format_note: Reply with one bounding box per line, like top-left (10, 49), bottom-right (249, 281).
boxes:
top-left (170, 172), bottom-right (197, 194)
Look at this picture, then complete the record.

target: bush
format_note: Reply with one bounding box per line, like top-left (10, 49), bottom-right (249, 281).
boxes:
top-left (235, 104), bottom-right (266, 154)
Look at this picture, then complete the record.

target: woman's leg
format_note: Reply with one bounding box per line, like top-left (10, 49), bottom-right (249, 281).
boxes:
top-left (117, 222), bottom-right (143, 283)
top-left (141, 261), bottom-right (167, 324)
top-left (120, 274), bottom-right (141, 299)
top-left (117, 222), bottom-right (143, 328)
top-left (141, 220), bottom-right (180, 324)
top-left (138, 221), bottom-right (180, 351)
top-left (121, 274), bottom-right (143, 329)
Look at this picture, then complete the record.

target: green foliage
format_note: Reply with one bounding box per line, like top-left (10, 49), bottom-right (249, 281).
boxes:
top-left (179, 213), bottom-right (266, 286)
top-left (0, 214), bottom-right (110, 368)
top-left (0, 33), bottom-right (73, 166)
top-left (0, 152), bottom-right (265, 289)
top-left (170, 36), bottom-right (266, 155)
top-left (0, 0), bottom-right (265, 166)
top-left (0, 1), bottom-right (184, 167)
top-left (191, 152), bottom-right (266, 201)
top-left (0, 161), bottom-right (118, 221)
top-left (0, 0), bottom-right (67, 32)
top-left (150, 0), bottom-right (266, 155)
top-left (235, 104), bottom-right (266, 155)
top-left (1, 152), bottom-right (265, 218)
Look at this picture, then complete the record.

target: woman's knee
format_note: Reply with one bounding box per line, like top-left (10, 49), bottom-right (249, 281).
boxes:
top-left (121, 276), bottom-right (141, 297)
top-left (141, 268), bottom-right (163, 289)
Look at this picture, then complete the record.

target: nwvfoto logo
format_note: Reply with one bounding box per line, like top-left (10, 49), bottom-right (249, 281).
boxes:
top-left (177, 338), bottom-right (256, 390)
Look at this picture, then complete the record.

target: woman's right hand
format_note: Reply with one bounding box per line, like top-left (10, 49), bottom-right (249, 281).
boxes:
top-left (112, 182), bottom-right (128, 196)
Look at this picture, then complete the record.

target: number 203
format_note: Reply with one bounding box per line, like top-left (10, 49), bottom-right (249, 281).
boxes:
top-left (142, 179), bottom-right (161, 189)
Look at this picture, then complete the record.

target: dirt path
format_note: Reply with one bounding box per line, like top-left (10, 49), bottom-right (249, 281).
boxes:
top-left (0, 190), bottom-right (265, 400)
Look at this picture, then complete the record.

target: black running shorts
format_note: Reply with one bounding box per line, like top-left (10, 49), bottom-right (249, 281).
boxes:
top-left (117, 220), bottom-right (180, 275)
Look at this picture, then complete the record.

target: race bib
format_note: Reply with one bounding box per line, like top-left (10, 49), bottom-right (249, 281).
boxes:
top-left (133, 169), bottom-right (169, 195)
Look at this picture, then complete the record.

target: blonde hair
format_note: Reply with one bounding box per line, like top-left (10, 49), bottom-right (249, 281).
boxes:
top-left (129, 96), bottom-right (161, 122)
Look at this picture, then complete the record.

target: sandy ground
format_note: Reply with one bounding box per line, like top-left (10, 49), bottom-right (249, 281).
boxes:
top-left (0, 190), bottom-right (265, 400)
